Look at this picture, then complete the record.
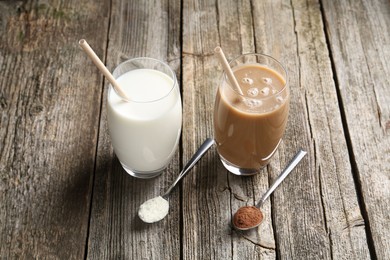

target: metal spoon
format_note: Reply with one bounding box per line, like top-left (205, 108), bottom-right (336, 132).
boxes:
top-left (162, 138), bottom-right (214, 198)
top-left (232, 149), bottom-right (307, 230)
top-left (138, 138), bottom-right (214, 223)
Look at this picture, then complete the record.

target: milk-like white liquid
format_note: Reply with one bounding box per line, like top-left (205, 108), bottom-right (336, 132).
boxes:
top-left (107, 69), bottom-right (182, 173)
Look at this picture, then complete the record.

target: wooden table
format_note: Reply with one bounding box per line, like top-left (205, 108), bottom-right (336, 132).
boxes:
top-left (1, 0), bottom-right (389, 259)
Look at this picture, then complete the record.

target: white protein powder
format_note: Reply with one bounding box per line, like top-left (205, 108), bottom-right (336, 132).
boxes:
top-left (138, 196), bottom-right (169, 223)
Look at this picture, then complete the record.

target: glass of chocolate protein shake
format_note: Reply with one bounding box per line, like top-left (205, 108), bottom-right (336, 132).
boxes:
top-left (213, 53), bottom-right (289, 176)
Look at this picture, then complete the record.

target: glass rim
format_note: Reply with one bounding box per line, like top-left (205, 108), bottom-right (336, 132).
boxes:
top-left (111, 57), bottom-right (178, 103)
top-left (222, 53), bottom-right (289, 100)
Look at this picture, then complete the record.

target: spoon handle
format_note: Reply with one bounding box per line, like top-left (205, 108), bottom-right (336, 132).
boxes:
top-left (256, 149), bottom-right (307, 208)
top-left (163, 138), bottom-right (215, 197)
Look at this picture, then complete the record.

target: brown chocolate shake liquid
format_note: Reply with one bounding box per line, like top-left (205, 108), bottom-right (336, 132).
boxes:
top-left (214, 64), bottom-right (289, 169)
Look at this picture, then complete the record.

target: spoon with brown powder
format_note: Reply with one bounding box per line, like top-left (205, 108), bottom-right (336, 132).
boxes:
top-left (232, 150), bottom-right (307, 231)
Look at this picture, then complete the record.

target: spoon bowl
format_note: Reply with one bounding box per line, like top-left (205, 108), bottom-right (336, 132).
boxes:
top-left (233, 150), bottom-right (307, 231)
top-left (233, 206), bottom-right (264, 230)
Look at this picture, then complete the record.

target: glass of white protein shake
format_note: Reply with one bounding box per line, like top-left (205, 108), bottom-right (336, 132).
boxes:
top-left (107, 57), bottom-right (182, 179)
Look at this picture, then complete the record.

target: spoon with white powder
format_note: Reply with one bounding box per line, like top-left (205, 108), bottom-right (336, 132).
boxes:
top-left (138, 138), bottom-right (215, 223)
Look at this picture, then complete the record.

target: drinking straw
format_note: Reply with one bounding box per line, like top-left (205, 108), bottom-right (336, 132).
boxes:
top-left (78, 39), bottom-right (130, 100)
top-left (214, 47), bottom-right (244, 95)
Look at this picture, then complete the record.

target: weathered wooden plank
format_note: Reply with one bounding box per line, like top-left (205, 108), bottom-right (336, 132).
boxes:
top-left (86, 0), bottom-right (182, 259)
top-left (181, 0), bottom-right (233, 259)
top-left (182, 0), bottom-right (279, 259)
top-left (216, 0), bottom-right (279, 259)
top-left (322, 0), bottom-right (390, 258)
top-left (0, 0), bottom-right (109, 258)
top-left (284, 0), bottom-right (371, 258)
top-left (245, 0), bottom-right (371, 257)
top-left (231, 0), bottom-right (332, 258)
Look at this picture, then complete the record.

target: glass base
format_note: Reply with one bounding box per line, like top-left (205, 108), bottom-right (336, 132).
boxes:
top-left (120, 162), bottom-right (165, 179)
top-left (219, 156), bottom-right (267, 176)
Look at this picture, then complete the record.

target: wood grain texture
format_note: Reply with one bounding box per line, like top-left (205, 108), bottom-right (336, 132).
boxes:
top-left (86, 0), bottom-right (182, 259)
top-left (1, 0), bottom-right (388, 259)
top-left (322, 0), bottom-right (390, 259)
top-left (0, 0), bottom-right (109, 258)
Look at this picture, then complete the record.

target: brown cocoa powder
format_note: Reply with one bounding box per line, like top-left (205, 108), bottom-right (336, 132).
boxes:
top-left (233, 206), bottom-right (263, 229)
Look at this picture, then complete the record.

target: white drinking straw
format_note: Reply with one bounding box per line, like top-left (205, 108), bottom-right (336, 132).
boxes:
top-left (78, 39), bottom-right (130, 100)
top-left (214, 47), bottom-right (243, 95)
